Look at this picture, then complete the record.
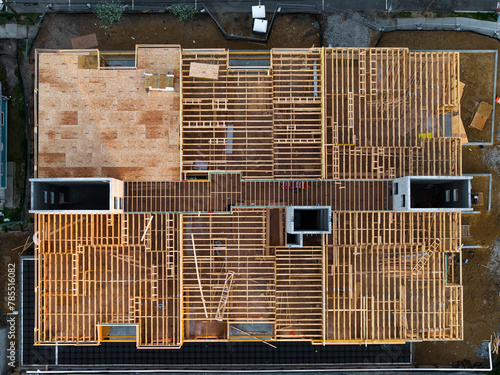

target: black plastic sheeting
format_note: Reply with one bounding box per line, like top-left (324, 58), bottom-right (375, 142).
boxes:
top-left (20, 258), bottom-right (411, 369)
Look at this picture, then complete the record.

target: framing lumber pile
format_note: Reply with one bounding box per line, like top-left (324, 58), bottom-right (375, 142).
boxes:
top-left (33, 46), bottom-right (465, 350)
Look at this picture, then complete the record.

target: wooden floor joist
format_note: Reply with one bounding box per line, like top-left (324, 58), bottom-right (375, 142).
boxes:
top-left (34, 46), bottom-right (465, 349)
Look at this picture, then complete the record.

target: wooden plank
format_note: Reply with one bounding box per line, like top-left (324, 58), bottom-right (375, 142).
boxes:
top-left (469, 101), bottom-right (493, 131)
top-left (71, 34), bottom-right (98, 49)
top-left (189, 62), bottom-right (219, 80)
top-left (451, 109), bottom-right (468, 144)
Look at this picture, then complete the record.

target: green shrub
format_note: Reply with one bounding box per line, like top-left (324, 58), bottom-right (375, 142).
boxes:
top-left (170, 3), bottom-right (197, 21)
top-left (95, 0), bottom-right (124, 25)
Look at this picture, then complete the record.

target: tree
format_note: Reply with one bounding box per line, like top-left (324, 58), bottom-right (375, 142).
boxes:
top-left (95, 0), bottom-right (124, 26)
top-left (170, 3), bottom-right (197, 22)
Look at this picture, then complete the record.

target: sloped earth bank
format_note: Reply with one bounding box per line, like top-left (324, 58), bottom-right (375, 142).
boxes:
top-left (379, 31), bottom-right (500, 368)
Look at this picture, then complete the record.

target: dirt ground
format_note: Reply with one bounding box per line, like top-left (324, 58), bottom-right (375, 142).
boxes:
top-left (379, 31), bottom-right (500, 368)
top-left (32, 12), bottom-right (321, 52)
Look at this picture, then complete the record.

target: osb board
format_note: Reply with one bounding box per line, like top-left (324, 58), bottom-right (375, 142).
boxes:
top-left (451, 109), bottom-right (468, 144)
top-left (469, 101), bottom-right (493, 131)
top-left (145, 74), bottom-right (175, 90)
top-left (137, 46), bottom-right (181, 76)
top-left (458, 81), bottom-right (466, 101)
top-left (77, 54), bottom-right (98, 69)
top-left (37, 49), bottom-right (181, 181)
top-left (71, 34), bottom-right (98, 49)
top-left (189, 62), bottom-right (219, 80)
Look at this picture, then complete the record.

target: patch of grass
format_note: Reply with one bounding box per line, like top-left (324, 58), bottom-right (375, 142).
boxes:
top-left (95, 0), bottom-right (124, 25)
top-left (18, 13), bottom-right (42, 26)
top-left (0, 13), bottom-right (41, 25)
top-left (452, 11), bottom-right (497, 22)
top-left (170, 3), bottom-right (197, 22)
top-left (1, 207), bottom-right (22, 222)
top-left (391, 11), bottom-right (412, 18)
top-left (390, 10), bottom-right (498, 22)
top-left (0, 13), bottom-right (15, 25)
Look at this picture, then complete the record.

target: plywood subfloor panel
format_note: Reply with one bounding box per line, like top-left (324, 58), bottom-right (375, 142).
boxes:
top-left (37, 47), bottom-right (181, 181)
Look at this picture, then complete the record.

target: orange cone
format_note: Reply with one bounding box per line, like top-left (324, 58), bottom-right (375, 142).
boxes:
top-left (496, 96), bottom-right (500, 104)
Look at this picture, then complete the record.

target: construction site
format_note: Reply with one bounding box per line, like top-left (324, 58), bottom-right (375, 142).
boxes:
top-left (30, 45), bottom-right (471, 350)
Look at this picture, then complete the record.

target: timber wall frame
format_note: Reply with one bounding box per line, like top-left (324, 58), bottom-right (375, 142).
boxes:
top-left (35, 212), bottom-right (182, 348)
top-left (180, 47), bottom-right (461, 181)
top-left (34, 208), bottom-right (463, 348)
top-left (34, 46), bottom-right (464, 349)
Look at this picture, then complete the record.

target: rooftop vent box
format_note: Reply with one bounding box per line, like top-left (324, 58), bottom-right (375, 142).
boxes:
top-left (30, 177), bottom-right (124, 213)
top-left (286, 206), bottom-right (332, 235)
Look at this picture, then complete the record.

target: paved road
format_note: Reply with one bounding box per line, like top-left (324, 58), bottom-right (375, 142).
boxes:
top-left (5, 0), bottom-right (500, 16)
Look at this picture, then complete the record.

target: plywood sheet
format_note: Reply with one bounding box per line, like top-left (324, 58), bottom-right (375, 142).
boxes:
top-left (469, 101), bottom-right (493, 131)
top-left (71, 34), bottom-right (98, 49)
top-left (458, 81), bottom-right (466, 101)
top-left (145, 74), bottom-right (175, 90)
top-left (37, 47), bottom-right (182, 181)
top-left (451, 109), bottom-right (468, 144)
top-left (189, 62), bottom-right (219, 80)
top-left (77, 54), bottom-right (98, 69)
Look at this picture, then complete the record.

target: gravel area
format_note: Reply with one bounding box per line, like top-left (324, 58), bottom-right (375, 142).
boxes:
top-left (323, 13), bottom-right (373, 47)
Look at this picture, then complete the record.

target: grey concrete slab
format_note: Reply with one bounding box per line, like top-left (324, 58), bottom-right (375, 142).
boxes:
top-left (4, 24), bottom-right (17, 38)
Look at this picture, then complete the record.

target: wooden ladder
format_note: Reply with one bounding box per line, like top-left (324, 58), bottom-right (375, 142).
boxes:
top-left (132, 297), bottom-right (142, 322)
top-left (413, 238), bottom-right (441, 275)
top-left (151, 265), bottom-right (158, 301)
top-left (370, 53), bottom-right (378, 94)
top-left (215, 271), bottom-right (235, 321)
top-left (348, 92), bottom-right (355, 128)
top-left (359, 50), bottom-right (366, 96)
top-left (71, 253), bottom-right (79, 296)
top-left (121, 214), bottom-right (129, 245)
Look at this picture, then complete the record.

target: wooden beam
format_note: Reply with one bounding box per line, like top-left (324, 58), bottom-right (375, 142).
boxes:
top-left (190, 233), bottom-right (209, 319)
